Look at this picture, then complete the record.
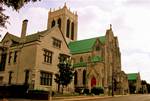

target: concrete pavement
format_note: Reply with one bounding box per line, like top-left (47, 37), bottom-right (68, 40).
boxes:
top-left (52, 95), bottom-right (127, 101)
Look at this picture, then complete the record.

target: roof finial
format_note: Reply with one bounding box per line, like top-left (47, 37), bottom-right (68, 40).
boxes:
top-left (64, 2), bottom-right (67, 8)
top-left (110, 24), bottom-right (112, 30)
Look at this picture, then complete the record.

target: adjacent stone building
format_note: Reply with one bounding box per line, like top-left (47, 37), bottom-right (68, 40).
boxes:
top-left (127, 73), bottom-right (141, 94)
top-left (0, 4), bottom-right (128, 95)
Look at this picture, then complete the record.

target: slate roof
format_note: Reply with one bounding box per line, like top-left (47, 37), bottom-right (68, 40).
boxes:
top-left (4, 30), bottom-right (48, 44)
top-left (68, 36), bottom-right (106, 54)
top-left (127, 73), bottom-right (138, 81)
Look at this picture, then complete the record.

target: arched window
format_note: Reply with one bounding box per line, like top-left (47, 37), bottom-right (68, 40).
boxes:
top-left (80, 57), bottom-right (83, 62)
top-left (74, 71), bottom-right (78, 85)
top-left (66, 19), bottom-right (70, 38)
top-left (57, 18), bottom-right (61, 28)
top-left (83, 70), bottom-right (86, 85)
top-left (71, 22), bottom-right (74, 40)
top-left (51, 20), bottom-right (55, 28)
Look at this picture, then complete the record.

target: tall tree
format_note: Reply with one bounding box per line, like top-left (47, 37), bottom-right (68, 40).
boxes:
top-left (54, 56), bottom-right (74, 93)
top-left (0, 0), bottom-right (41, 29)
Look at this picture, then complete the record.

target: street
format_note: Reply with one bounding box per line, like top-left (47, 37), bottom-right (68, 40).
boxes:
top-left (81, 94), bottom-right (150, 101)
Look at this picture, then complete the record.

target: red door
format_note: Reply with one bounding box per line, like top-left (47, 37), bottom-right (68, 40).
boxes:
top-left (91, 77), bottom-right (96, 88)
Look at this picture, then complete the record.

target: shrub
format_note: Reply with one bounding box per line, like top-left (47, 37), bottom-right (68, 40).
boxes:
top-left (91, 87), bottom-right (104, 95)
top-left (83, 88), bottom-right (89, 94)
top-left (75, 87), bottom-right (84, 94)
top-left (27, 90), bottom-right (49, 100)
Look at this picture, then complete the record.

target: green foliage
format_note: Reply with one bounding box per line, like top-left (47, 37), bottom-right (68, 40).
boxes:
top-left (54, 56), bottom-right (74, 93)
top-left (0, 0), bottom-right (41, 29)
top-left (91, 87), bottom-right (104, 95)
top-left (146, 83), bottom-right (150, 93)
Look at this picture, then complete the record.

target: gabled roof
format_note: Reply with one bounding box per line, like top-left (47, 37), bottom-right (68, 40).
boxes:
top-left (127, 73), bottom-right (138, 81)
top-left (68, 36), bottom-right (106, 54)
top-left (2, 30), bottom-right (48, 44)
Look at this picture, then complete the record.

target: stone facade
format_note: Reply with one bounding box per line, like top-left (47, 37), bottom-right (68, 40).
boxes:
top-left (0, 4), bottom-right (128, 95)
top-left (69, 26), bottom-right (129, 95)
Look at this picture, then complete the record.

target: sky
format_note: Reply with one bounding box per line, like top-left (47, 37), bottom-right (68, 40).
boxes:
top-left (1, 0), bottom-right (150, 83)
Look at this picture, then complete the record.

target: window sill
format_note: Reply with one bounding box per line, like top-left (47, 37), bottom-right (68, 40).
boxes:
top-left (53, 46), bottom-right (61, 49)
top-left (42, 62), bottom-right (52, 65)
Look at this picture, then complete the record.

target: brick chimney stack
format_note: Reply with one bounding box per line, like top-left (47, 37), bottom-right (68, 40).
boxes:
top-left (21, 19), bottom-right (28, 38)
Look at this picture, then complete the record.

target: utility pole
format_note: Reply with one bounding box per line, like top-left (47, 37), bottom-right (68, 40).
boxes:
top-left (112, 63), bottom-right (114, 96)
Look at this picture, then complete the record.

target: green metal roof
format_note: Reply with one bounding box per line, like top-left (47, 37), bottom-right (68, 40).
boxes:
top-left (73, 62), bottom-right (87, 68)
top-left (69, 36), bottom-right (106, 54)
top-left (127, 73), bottom-right (138, 81)
top-left (91, 56), bottom-right (103, 62)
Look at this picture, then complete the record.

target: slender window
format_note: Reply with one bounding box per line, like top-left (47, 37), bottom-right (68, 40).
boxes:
top-left (80, 57), bottom-right (83, 62)
top-left (24, 70), bottom-right (29, 84)
top-left (96, 45), bottom-right (100, 51)
top-left (83, 70), bottom-right (86, 85)
top-left (66, 19), bottom-right (70, 38)
top-left (8, 52), bottom-right (12, 64)
top-left (57, 18), bottom-right (61, 28)
top-left (51, 20), bottom-right (55, 28)
top-left (88, 56), bottom-right (91, 62)
top-left (0, 53), bottom-right (7, 71)
top-left (8, 71), bottom-right (13, 84)
top-left (40, 71), bottom-right (53, 86)
top-left (74, 71), bottom-right (77, 85)
top-left (43, 50), bottom-right (53, 63)
top-left (14, 51), bottom-right (17, 63)
top-left (71, 22), bottom-right (74, 40)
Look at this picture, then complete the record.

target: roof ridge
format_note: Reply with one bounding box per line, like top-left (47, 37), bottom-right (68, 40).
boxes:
top-left (26, 29), bottom-right (48, 37)
top-left (74, 36), bottom-right (105, 42)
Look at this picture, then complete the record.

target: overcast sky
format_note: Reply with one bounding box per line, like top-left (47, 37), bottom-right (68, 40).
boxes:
top-left (1, 0), bottom-right (150, 83)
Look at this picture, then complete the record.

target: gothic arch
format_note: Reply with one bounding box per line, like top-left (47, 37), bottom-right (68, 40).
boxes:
top-left (88, 56), bottom-right (91, 62)
top-left (57, 18), bottom-right (61, 28)
top-left (51, 20), bottom-right (56, 28)
top-left (91, 76), bottom-right (96, 88)
top-left (71, 22), bottom-right (74, 40)
top-left (66, 19), bottom-right (70, 38)
top-left (80, 56), bottom-right (83, 62)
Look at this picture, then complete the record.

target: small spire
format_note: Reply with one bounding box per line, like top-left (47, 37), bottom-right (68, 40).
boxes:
top-left (110, 24), bottom-right (112, 30)
top-left (75, 11), bottom-right (78, 15)
top-left (64, 2), bottom-right (67, 8)
top-left (50, 8), bottom-right (52, 12)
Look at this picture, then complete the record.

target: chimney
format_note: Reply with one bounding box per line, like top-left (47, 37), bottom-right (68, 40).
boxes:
top-left (21, 19), bottom-right (28, 38)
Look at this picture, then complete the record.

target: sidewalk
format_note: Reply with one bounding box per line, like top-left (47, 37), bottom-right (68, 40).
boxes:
top-left (52, 95), bottom-right (112, 101)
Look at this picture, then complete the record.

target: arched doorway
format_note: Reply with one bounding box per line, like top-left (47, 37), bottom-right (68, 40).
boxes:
top-left (91, 76), bottom-right (96, 88)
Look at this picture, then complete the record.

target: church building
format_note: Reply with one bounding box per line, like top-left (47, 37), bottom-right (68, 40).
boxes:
top-left (0, 4), bottom-right (128, 95)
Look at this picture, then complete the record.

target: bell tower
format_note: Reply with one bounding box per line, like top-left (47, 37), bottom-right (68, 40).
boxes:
top-left (47, 3), bottom-right (78, 43)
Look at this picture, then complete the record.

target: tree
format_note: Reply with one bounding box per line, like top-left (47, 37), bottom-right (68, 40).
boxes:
top-left (54, 56), bottom-right (74, 93)
top-left (0, 0), bottom-right (41, 29)
top-left (146, 83), bottom-right (150, 93)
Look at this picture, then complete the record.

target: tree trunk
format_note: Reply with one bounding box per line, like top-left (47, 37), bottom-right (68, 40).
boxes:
top-left (62, 85), bottom-right (64, 94)
top-left (58, 83), bottom-right (60, 93)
